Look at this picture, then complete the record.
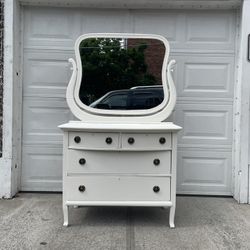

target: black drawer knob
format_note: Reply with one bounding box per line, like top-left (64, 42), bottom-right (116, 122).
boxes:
top-left (78, 185), bottom-right (86, 192)
top-left (159, 137), bottom-right (166, 144)
top-left (74, 136), bottom-right (81, 143)
top-left (128, 137), bottom-right (135, 144)
top-left (79, 158), bottom-right (86, 165)
top-left (154, 159), bottom-right (160, 166)
top-left (106, 137), bottom-right (112, 144)
top-left (153, 186), bottom-right (160, 193)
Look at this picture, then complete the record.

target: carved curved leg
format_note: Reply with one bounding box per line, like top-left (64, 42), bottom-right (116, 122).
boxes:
top-left (169, 206), bottom-right (175, 228)
top-left (63, 205), bottom-right (69, 227)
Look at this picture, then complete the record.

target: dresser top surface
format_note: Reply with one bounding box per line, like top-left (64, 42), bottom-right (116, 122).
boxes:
top-left (59, 121), bottom-right (182, 132)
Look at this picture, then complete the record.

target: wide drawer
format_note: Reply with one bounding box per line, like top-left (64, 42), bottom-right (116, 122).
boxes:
top-left (68, 132), bottom-right (119, 150)
top-left (121, 133), bottom-right (171, 150)
top-left (66, 150), bottom-right (171, 175)
top-left (64, 176), bottom-right (171, 202)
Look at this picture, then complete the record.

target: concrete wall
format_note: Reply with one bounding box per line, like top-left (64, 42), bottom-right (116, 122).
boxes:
top-left (0, 0), bottom-right (3, 157)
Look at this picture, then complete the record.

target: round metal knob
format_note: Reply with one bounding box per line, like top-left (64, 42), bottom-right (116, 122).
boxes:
top-left (159, 137), bottom-right (166, 144)
top-left (106, 137), bottom-right (112, 144)
top-left (128, 137), bottom-right (135, 144)
top-left (153, 186), bottom-right (160, 193)
top-left (78, 185), bottom-right (86, 192)
top-left (153, 159), bottom-right (160, 166)
top-left (74, 136), bottom-right (81, 143)
top-left (79, 158), bottom-right (86, 165)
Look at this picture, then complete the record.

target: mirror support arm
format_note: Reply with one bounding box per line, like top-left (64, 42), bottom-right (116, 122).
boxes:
top-left (166, 59), bottom-right (177, 117)
top-left (66, 58), bottom-right (82, 118)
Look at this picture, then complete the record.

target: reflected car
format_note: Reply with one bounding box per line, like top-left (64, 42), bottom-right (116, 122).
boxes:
top-left (90, 86), bottom-right (164, 110)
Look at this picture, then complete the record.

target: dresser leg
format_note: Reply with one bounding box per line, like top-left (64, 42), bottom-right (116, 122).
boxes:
top-left (63, 205), bottom-right (69, 227)
top-left (169, 206), bottom-right (175, 228)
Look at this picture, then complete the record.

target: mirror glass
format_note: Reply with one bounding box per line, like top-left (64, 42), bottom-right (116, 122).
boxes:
top-left (78, 37), bottom-right (166, 110)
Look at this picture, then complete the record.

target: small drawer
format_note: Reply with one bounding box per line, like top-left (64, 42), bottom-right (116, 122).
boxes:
top-left (68, 132), bottom-right (119, 150)
top-left (64, 176), bottom-right (171, 202)
top-left (66, 150), bottom-right (171, 175)
top-left (121, 133), bottom-right (171, 150)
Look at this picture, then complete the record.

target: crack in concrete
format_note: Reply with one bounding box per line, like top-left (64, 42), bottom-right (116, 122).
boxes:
top-left (126, 207), bottom-right (135, 250)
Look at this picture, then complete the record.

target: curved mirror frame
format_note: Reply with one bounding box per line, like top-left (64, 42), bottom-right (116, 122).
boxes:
top-left (73, 33), bottom-right (170, 116)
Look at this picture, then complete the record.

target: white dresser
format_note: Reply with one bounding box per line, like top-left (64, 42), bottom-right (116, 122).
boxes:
top-left (59, 122), bottom-right (181, 228)
top-left (59, 33), bottom-right (181, 228)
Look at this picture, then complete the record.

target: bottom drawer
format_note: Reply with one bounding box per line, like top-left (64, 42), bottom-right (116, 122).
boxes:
top-left (64, 176), bottom-right (170, 202)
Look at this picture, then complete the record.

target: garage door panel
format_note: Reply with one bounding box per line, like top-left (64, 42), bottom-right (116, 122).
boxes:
top-left (22, 98), bottom-right (70, 146)
top-left (177, 150), bottom-right (232, 195)
top-left (24, 7), bottom-right (81, 49)
top-left (24, 7), bottom-right (131, 49)
top-left (132, 10), bottom-right (180, 43)
top-left (21, 146), bottom-right (62, 191)
top-left (175, 104), bottom-right (233, 146)
top-left (184, 12), bottom-right (235, 50)
top-left (132, 10), bottom-right (235, 51)
top-left (24, 8), bottom-right (236, 52)
top-left (23, 51), bottom-right (73, 98)
top-left (172, 55), bottom-right (234, 98)
top-left (82, 9), bottom-right (130, 33)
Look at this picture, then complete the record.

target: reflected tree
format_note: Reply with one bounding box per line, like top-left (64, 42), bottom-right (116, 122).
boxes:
top-left (79, 38), bottom-right (157, 105)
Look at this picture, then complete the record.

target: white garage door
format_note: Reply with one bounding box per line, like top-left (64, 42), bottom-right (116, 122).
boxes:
top-left (21, 7), bottom-right (236, 195)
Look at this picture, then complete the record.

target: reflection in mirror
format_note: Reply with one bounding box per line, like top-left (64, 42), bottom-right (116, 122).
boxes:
top-left (79, 37), bottom-right (165, 110)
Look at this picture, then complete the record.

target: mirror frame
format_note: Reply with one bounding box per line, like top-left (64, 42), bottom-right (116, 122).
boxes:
top-left (73, 33), bottom-right (170, 116)
top-left (66, 33), bottom-right (177, 122)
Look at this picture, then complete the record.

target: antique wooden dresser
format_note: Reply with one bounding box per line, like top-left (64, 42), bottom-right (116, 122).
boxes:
top-left (59, 33), bottom-right (181, 228)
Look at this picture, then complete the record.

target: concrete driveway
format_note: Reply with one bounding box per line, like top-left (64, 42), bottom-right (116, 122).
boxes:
top-left (0, 193), bottom-right (250, 250)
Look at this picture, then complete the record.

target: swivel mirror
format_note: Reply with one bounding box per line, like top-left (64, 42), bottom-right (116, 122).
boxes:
top-left (66, 33), bottom-right (177, 122)
top-left (78, 37), bottom-right (165, 110)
